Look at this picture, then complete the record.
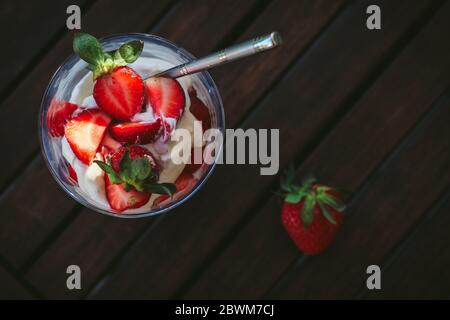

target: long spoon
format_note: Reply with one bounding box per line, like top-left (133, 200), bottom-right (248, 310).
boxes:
top-left (147, 31), bottom-right (282, 79)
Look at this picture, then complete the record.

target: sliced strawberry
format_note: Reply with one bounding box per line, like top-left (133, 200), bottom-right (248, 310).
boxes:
top-left (110, 118), bottom-right (162, 144)
top-left (46, 99), bottom-right (78, 137)
top-left (93, 66), bottom-right (144, 121)
top-left (153, 172), bottom-right (197, 206)
top-left (104, 174), bottom-right (150, 212)
top-left (101, 131), bottom-right (122, 152)
top-left (145, 77), bottom-right (185, 120)
top-left (189, 87), bottom-right (211, 131)
top-left (109, 145), bottom-right (160, 179)
top-left (64, 109), bottom-right (112, 165)
top-left (67, 164), bottom-right (78, 183)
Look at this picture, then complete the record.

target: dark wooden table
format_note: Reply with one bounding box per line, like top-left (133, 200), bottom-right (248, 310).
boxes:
top-left (0, 0), bottom-right (449, 299)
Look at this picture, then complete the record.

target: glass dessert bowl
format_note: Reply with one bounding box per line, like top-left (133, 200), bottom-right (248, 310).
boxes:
top-left (39, 33), bottom-right (225, 218)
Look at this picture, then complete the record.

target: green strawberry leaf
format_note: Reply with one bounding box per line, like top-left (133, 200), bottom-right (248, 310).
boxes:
top-left (119, 151), bottom-right (133, 181)
top-left (94, 160), bottom-right (116, 175)
top-left (131, 157), bottom-right (151, 181)
top-left (142, 183), bottom-right (176, 196)
top-left (93, 160), bottom-right (122, 184)
top-left (301, 195), bottom-right (315, 228)
top-left (318, 202), bottom-right (337, 225)
top-left (116, 40), bottom-right (144, 64)
top-left (107, 172), bottom-right (122, 184)
top-left (124, 182), bottom-right (132, 192)
top-left (317, 192), bottom-right (346, 212)
top-left (73, 32), bottom-right (104, 66)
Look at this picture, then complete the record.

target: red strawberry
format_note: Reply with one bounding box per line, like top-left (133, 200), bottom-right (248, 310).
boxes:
top-left (110, 118), bottom-right (162, 144)
top-left (153, 172), bottom-right (197, 206)
top-left (46, 99), bottom-right (78, 137)
top-left (67, 164), bottom-right (78, 183)
top-left (101, 131), bottom-right (122, 152)
top-left (145, 77), bottom-right (185, 120)
top-left (93, 66), bottom-right (144, 121)
top-left (105, 174), bottom-right (150, 212)
top-left (64, 109), bottom-right (112, 164)
top-left (281, 171), bottom-right (345, 255)
top-left (109, 146), bottom-right (159, 178)
top-left (189, 87), bottom-right (211, 131)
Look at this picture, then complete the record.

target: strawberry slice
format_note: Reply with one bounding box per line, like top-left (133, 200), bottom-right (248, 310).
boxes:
top-left (67, 164), bottom-right (78, 183)
top-left (110, 118), bottom-right (162, 144)
top-left (145, 77), bottom-right (185, 120)
top-left (101, 131), bottom-right (122, 152)
top-left (64, 109), bottom-right (112, 165)
top-left (109, 145), bottom-right (160, 179)
top-left (153, 172), bottom-right (197, 207)
top-left (93, 66), bottom-right (144, 121)
top-left (189, 87), bottom-right (211, 131)
top-left (105, 174), bottom-right (150, 212)
top-left (46, 99), bottom-right (78, 137)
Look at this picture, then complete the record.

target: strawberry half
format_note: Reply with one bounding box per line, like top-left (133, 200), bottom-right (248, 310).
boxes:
top-left (64, 109), bottom-right (112, 165)
top-left (93, 66), bottom-right (144, 121)
top-left (73, 33), bottom-right (146, 121)
top-left (105, 174), bottom-right (150, 212)
top-left (110, 118), bottom-right (162, 144)
top-left (46, 99), bottom-right (78, 137)
top-left (145, 77), bottom-right (185, 120)
top-left (189, 87), bottom-right (211, 131)
top-left (280, 167), bottom-right (345, 255)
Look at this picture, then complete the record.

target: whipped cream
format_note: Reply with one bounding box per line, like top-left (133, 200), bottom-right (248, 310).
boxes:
top-left (62, 56), bottom-right (206, 213)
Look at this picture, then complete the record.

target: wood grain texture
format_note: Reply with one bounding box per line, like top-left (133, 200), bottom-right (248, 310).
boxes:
top-left (0, 265), bottom-right (32, 299)
top-left (364, 191), bottom-right (450, 299)
top-left (24, 0), bottom-right (261, 299)
top-left (187, 0), bottom-right (450, 299)
top-left (270, 89), bottom-right (450, 298)
top-left (0, 0), bottom-right (90, 96)
top-left (90, 0), bottom-right (432, 299)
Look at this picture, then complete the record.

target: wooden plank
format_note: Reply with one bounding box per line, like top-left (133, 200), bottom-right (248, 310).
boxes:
top-left (363, 191), bottom-right (450, 299)
top-left (23, 0), bottom-right (261, 299)
top-left (0, 0), bottom-right (90, 96)
top-left (186, 1), bottom-right (450, 298)
top-left (0, 0), bottom-right (172, 269)
top-left (0, 264), bottom-right (32, 299)
top-left (269, 91), bottom-right (450, 298)
top-left (89, 0), bottom-right (434, 299)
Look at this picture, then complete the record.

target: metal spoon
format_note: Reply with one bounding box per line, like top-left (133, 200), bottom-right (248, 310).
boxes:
top-left (147, 31), bottom-right (282, 79)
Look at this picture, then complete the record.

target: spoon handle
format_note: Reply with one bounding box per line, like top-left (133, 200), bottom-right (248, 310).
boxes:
top-left (151, 31), bottom-right (282, 79)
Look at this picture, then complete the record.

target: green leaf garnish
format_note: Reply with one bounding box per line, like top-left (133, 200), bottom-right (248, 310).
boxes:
top-left (142, 183), bottom-right (176, 196)
top-left (318, 202), bottom-right (337, 225)
top-left (131, 157), bottom-right (151, 180)
top-left (73, 32), bottom-right (104, 66)
top-left (116, 40), bottom-right (144, 64)
top-left (73, 32), bottom-right (144, 80)
top-left (93, 160), bottom-right (115, 175)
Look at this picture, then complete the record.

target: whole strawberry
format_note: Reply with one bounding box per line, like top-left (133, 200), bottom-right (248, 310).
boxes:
top-left (281, 167), bottom-right (345, 255)
top-left (73, 32), bottom-right (145, 121)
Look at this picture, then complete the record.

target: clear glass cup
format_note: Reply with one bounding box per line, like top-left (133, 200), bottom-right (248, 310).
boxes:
top-left (39, 34), bottom-right (225, 218)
